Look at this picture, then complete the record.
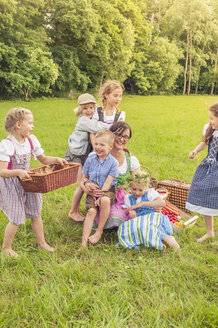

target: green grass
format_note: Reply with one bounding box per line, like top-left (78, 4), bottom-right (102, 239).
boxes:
top-left (0, 95), bottom-right (218, 328)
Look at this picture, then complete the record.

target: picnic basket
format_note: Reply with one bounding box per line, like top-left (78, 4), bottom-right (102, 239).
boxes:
top-left (157, 179), bottom-right (191, 211)
top-left (19, 163), bottom-right (80, 193)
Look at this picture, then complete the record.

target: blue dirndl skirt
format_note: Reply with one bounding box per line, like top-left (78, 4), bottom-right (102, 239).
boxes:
top-left (187, 159), bottom-right (218, 209)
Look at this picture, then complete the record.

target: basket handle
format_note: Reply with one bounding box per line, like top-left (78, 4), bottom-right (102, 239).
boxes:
top-left (170, 179), bottom-right (185, 184)
top-left (140, 165), bottom-right (152, 176)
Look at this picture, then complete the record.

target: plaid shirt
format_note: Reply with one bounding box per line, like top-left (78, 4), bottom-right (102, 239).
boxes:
top-left (83, 152), bottom-right (119, 189)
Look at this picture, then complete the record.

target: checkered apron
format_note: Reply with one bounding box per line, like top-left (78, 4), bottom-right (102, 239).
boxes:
top-left (0, 141), bottom-right (42, 225)
top-left (187, 135), bottom-right (218, 209)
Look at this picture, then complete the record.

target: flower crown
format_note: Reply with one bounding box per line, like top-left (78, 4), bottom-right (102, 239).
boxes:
top-left (125, 173), bottom-right (150, 190)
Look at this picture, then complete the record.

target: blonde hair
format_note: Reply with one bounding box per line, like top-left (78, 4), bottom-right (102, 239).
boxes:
top-left (202, 103), bottom-right (218, 143)
top-left (99, 80), bottom-right (124, 106)
top-left (5, 107), bottom-right (32, 133)
top-left (95, 130), bottom-right (115, 146)
top-left (73, 103), bottom-right (96, 117)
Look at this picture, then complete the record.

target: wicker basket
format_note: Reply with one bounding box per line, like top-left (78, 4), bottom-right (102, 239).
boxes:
top-left (19, 163), bottom-right (80, 193)
top-left (157, 179), bottom-right (191, 211)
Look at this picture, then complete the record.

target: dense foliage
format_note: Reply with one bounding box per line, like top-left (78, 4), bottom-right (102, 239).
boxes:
top-left (0, 0), bottom-right (217, 98)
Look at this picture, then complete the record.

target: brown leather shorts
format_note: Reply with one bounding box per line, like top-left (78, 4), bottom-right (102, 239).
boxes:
top-left (86, 185), bottom-right (116, 211)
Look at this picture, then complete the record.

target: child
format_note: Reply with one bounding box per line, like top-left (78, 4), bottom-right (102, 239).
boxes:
top-left (92, 80), bottom-right (125, 124)
top-left (118, 173), bottom-right (180, 250)
top-left (67, 83), bottom-right (125, 222)
top-left (80, 130), bottom-right (119, 247)
top-left (186, 103), bottom-right (218, 242)
top-left (0, 107), bottom-right (67, 258)
top-left (65, 93), bottom-right (112, 221)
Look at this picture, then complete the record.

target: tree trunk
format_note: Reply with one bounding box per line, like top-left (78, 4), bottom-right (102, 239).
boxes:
top-left (211, 49), bottom-right (218, 95)
top-left (187, 30), bottom-right (192, 95)
top-left (195, 65), bottom-right (201, 95)
top-left (148, 13), bottom-right (154, 46)
top-left (24, 88), bottom-right (29, 101)
top-left (183, 33), bottom-right (189, 95)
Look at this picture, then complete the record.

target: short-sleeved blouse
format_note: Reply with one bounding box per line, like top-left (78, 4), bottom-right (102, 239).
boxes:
top-left (0, 134), bottom-right (44, 162)
top-left (119, 154), bottom-right (140, 175)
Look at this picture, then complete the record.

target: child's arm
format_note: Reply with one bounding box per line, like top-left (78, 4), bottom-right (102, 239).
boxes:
top-left (80, 174), bottom-right (99, 193)
top-left (90, 133), bottom-right (95, 149)
top-left (0, 161), bottom-right (30, 179)
top-left (101, 175), bottom-right (115, 191)
top-left (189, 141), bottom-right (207, 159)
top-left (37, 154), bottom-right (67, 166)
top-left (128, 197), bottom-right (165, 211)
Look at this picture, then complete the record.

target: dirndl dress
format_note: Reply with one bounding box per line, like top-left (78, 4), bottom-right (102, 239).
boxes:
top-left (117, 212), bottom-right (173, 250)
top-left (0, 136), bottom-right (42, 225)
top-left (186, 131), bottom-right (218, 215)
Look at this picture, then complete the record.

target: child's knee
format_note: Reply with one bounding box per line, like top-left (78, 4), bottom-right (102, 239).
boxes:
top-left (100, 196), bottom-right (110, 206)
top-left (87, 207), bottom-right (97, 216)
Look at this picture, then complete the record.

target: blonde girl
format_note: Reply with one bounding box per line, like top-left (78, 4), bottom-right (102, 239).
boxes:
top-left (186, 103), bottom-right (218, 242)
top-left (118, 173), bottom-right (180, 251)
top-left (93, 80), bottom-right (125, 124)
top-left (0, 108), bottom-right (67, 258)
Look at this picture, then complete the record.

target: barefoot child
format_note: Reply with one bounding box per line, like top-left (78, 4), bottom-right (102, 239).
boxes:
top-left (0, 107), bottom-right (67, 258)
top-left (186, 103), bottom-right (218, 242)
top-left (65, 93), bottom-right (111, 221)
top-left (80, 130), bottom-right (119, 247)
top-left (118, 173), bottom-right (180, 250)
top-left (67, 82), bottom-right (125, 222)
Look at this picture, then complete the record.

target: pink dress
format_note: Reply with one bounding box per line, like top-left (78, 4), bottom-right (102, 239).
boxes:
top-left (94, 150), bottom-right (140, 229)
top-left (0, 135), bottom-right (43, 225)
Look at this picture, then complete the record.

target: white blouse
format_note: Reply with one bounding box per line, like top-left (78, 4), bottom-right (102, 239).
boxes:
top-left (119, 154), bottom-right (140, 175)
top-left (203, 123), bottom-right (218, 137)
top-left (0, 134), bottom-right (44, 162)
top-left (122, 188), bottom-right (159, 208)
top-left (92, 109), bottom-right (125, 124)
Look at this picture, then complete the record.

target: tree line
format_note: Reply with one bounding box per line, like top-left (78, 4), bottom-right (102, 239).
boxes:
top-left (0, 0), bottom-right (217, 99)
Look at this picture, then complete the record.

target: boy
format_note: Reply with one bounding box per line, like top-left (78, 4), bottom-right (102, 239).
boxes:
top-left (80, 130), bottom-right (119, 247)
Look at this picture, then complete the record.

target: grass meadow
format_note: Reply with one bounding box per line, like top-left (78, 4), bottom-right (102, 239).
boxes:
top-left (0, 95), bottom-right (218, 328)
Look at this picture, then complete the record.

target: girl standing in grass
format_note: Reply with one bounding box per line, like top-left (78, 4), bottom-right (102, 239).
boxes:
top-left (186, 103), bottom-right (218, 242)
top-left (0, 107), bottom-right (67, 258)
top-left (118, 173), bottom-right (180, 250)
top-left (92, 80), bottom-right (125, 125)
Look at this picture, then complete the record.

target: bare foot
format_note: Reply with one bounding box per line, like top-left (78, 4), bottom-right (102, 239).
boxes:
top-left (88, 231), bottom-right (102, 244)
top-left (197, 232), bottom-right (214, 243)
top-left (162, 244), bottom-right (167, 250)
top-left (39, 243), bottom-right (55, 253)
top-left (68, 211), bottom-right (84, 222)
top-left (2, 248), bottom-right (19, 259)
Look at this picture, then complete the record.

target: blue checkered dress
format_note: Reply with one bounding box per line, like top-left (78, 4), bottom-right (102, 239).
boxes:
top-left (187, 133), bottom-right (218, 210)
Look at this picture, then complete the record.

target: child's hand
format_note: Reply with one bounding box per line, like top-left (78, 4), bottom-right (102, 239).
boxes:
top-left (128, 210), bottom-right (136, 219)
top-left (95, 197), bottom-right (101, 208)
top-left (128, 204), bottom-right (141, 211)
top-left (17, 169), bottom-right (31, 180)
top-left (189, 150), bottom-right (197, 159)
top-left (86, 182), bottom-right (99, 192)
top-left (53, 157), bottom-right (68, 166)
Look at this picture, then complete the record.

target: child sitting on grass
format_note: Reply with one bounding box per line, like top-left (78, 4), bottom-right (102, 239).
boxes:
top-left (80, 130), bottom-right (119, 247)
top-left (118, 173), bottom-right (180, 251)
